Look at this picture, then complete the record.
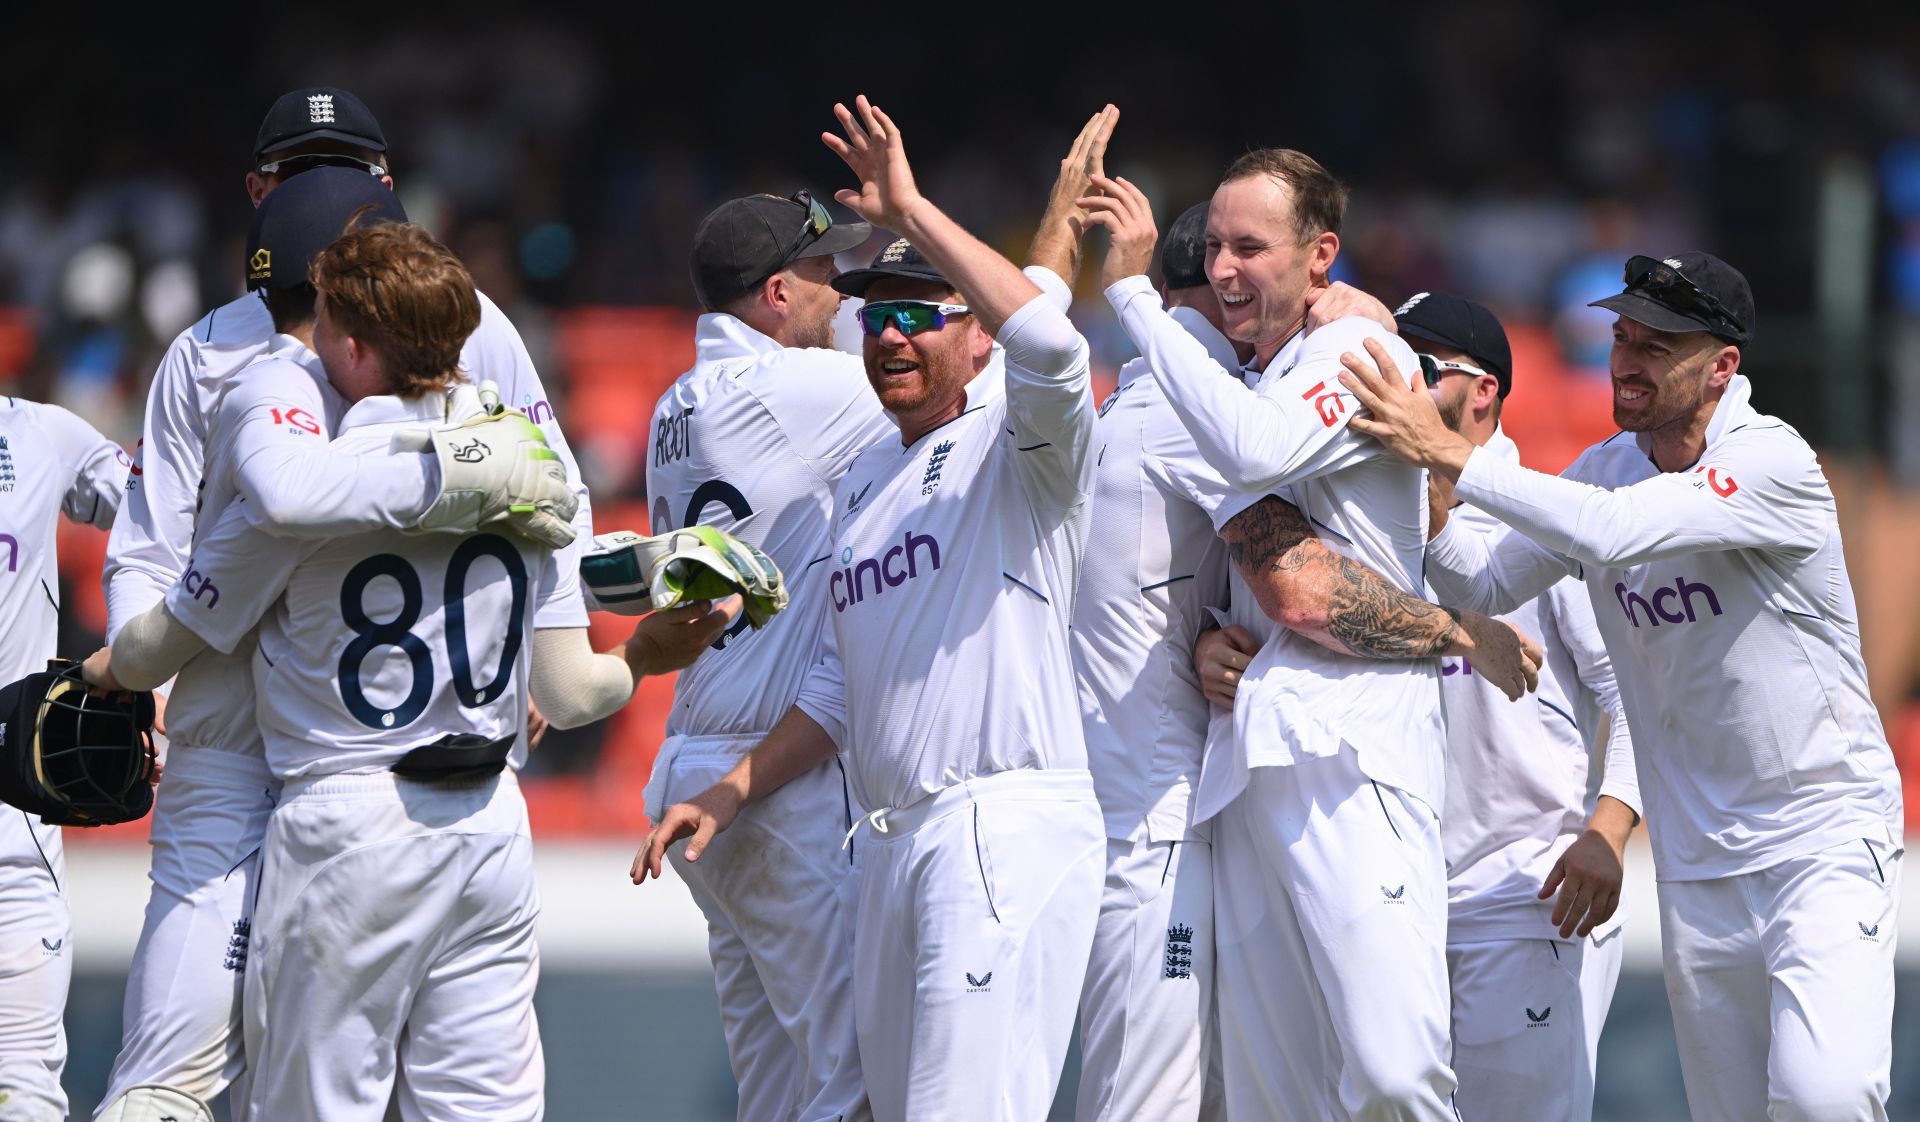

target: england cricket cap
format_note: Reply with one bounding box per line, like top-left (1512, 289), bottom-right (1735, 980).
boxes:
top-left (254, 87), bottom-right (388, 163)
top-left (1394, 291), bottom-right (1513, 397)
top-left (1589, 251), bottom-right (1754, 347)
top-left (690, 192), bottom-right (872, 310)
top-left (830, 238), bottom-right (952, 299)
top-left (1160, 202), bottom-right (1212, 291)
top-left (245, 166), bottom-right (407, 291)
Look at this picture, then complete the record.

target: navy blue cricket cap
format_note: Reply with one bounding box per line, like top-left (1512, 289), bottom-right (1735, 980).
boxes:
top-left (1394, 291), bottom-right (1514, 397)
top-left (1590, 251), bottom-right (1754, 348)
top-left (831, 237), bottom-right (952, 298)
top-left (254, 87), bottom-right (388, 163)
top-left (245, 167), bottom-right (407, 291)
top-left (1160, 202), bottom-right (1211, 291)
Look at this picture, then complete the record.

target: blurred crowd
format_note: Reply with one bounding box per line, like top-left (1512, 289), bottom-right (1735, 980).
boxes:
top-left (4, 11), bottom-right (1920, 778)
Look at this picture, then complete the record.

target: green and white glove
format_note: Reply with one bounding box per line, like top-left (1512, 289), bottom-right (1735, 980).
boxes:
top-left (582, 526), bottom-right (789, 629)
top-left (391, 384), bottom-right (579, 550)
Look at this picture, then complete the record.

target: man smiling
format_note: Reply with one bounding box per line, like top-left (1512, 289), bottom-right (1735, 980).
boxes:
top-left (1339, 252), bottom-right (1904, 1121)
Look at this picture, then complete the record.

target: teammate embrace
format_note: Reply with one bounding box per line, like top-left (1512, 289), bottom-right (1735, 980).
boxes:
top-left (0, 84), bottom-right (1895, 1122)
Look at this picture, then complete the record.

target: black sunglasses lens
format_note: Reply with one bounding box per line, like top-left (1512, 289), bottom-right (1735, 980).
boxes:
top-left (1418, 354), bottom-right (1441, 387)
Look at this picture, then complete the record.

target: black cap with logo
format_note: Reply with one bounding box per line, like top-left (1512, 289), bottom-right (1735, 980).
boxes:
top-left (830, 237), bottom-right (954, 298)
top-left (246, 166), bottom-right (408, 291)
top-left (1589, 251), bottom-right (1754, 347)
top-left (1160, 202), bottom-right (1211, 291)
top-left (254, 87), bottom-right (388, 163)
top-left (690, 192), bottom-right (872, 310)
top-left (1394, 291), bottom-right (1514, 397)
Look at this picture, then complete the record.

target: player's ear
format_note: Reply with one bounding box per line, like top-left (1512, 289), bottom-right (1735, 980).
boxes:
top-left (1306, 231), bottom-right (1339, 285)
top-left (1707, 343), bottom-right (1740, 389)
top-left (245, 172), bottom-right (271, 207)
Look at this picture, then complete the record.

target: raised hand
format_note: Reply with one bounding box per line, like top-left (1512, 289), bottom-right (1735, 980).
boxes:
top-left (821, 95), bottom-right (924, 231)
top-left (1339, 337), bottom-right (1475, 477)
top-left (1078, 173), bottom-right (1159, 290)
top-left (1028, 105), bottom-right (1120, 282)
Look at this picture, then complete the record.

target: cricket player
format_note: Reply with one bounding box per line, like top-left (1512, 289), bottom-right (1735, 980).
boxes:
top-left (635, 182), bottom-right (890, 1122)
top-left (1073, 207), bottom-right (1541, 1122)
top-left (641, 97), bottom-right (1106, 1120)
top-left (0, 397), bottom-right (123, 1121)
top-left (1390, 291), bottom-right (1641, 1122)
top-left (96, 89), bottom-right (585, 1122)
top-left (1339, 251), bottom-right (1904, 1122)
top-left (1082, 155), bottom-right (1472, 1118)
top-left (88, 218), bottom-right (677, 1122)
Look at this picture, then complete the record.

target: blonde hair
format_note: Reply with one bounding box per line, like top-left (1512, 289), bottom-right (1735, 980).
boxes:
top-left (310, 217), bottom-right (480, 397)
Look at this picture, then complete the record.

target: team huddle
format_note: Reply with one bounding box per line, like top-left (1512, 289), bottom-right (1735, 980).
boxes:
top-left (0, 84), bottom-right (1902, 1122)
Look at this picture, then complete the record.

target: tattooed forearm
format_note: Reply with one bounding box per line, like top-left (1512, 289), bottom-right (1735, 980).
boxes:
top-left (1223, 494), bottom-right (1462, 659)
top-left (1221, 495), bottom-right (1316, 577)
top-left (1325, 554), bottom-right (1461, 658)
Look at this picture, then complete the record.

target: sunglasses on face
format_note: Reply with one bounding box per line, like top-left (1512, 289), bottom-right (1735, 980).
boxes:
top-left (859, 300), bottom-right (971, 337)
top-left (256, 152), bottom-right (388, 178)
top-left (1622, 255), bottom-right (1740, 336)
top-left (1416, 353), bottom-right (1491, 388)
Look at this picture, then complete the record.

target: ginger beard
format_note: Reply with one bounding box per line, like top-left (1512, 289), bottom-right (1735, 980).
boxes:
top-left (860, 278), bottom-right (989, 433)
top-left (1609, 318), bottom-right (1726, 435)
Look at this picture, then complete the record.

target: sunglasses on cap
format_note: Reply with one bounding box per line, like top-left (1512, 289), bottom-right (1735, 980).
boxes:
top-left (1622, 255), bottom-right (1741, 337)
top-left (768, 189), bottom-right (835, 275)
top-left (1416, 353), bottom-right (1492, 388)
top-left (859, 300), bottom-right (971, 337)
top-left (256, 152), bottom-right (388, 178)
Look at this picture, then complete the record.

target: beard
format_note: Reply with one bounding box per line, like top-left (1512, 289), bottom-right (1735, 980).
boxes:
top-left (786, 312), bottom-right (837, 351)
top-left (1435, 391), bottom-right (1467, 434)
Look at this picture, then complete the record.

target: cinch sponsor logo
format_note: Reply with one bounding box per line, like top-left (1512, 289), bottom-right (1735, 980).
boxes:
top-left (1615, 577), bottom-right (1722, 628)
top-left (182, 566), bottom-right (220, 609)
top-left (0, 533), bottom-right (15, 572)
top-left (523, 395), bottom-right (555, 426)
top-left (830, 530), bottom-right (942, 612)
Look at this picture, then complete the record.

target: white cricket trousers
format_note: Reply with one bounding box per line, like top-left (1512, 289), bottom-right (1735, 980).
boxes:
top-left (1659, 837), bottom-right (1902, 1122)
top-left (652, 734), bottom-right (869, 1122)
top-left (1445, 928), bottom-right (1624, 1122)
top-left (852, 767), bottom-right (1104, 1122)
top-left (0, 809), bottom-right (68, 1122)
top-left (99, 746), bottom-right (275, 1118)
top-left (244, 769), bottom-right (542, 1122)
top-left (1075, 827), bottom-right (1221, 1122)
top-left (1212, 750), bottom-right (1458, 1120)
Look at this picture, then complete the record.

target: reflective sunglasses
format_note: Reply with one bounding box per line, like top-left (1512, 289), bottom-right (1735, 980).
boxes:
top-left (769, 189), bottom-right (835, 274)
top-left (1621, 255), bottom-right (1740, 337)
top-left (1417, 353), bottom-right (1492, 388)
top-left (859, 300), bottom-right (971, 337)
top-left (256, 152), bottom-right (388, 178)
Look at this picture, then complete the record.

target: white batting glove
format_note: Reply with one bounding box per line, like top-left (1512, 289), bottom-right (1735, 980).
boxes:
top-left (391, 389), bottom-right (578, 549)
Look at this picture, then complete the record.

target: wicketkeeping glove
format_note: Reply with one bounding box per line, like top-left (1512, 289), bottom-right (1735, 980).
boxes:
top-left (391, 382), bottom-right (579, 549)
top-left (581, 526), bottom-right (789, 629)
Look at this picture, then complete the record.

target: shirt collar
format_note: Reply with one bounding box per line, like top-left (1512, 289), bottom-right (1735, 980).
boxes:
top-left (1249, 327), bottom-right (1307, 385)
top-left (963, 348), bottom-right (1007, 411)
top-left (339, 390), bottom-right (453, 434)
top-left (695, 313), bottom-right (783, 364)
top-left (1630, 372), bottom-right (1757, 459)
top-left (1482, 423), bottom-right (1521, 465)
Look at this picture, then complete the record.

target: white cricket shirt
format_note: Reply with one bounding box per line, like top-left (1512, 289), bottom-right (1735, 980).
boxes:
top-left (165, 392), bottom-right (584, 780)
top-left (795, 270), bottom-right (1096, 814)
top-left (0, 398), bottom-right (122, 686)
top-left (1072, 307), bottom-right (1243, 843)
top-left (1427, 374), bottom-right (1903, 880)
top-left (1106, 276), bottom-right (1443, 820)
top-left (644, 315), bottom-right (893, 741)
top-left (1440, 427), bottom-right (1640, 944)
